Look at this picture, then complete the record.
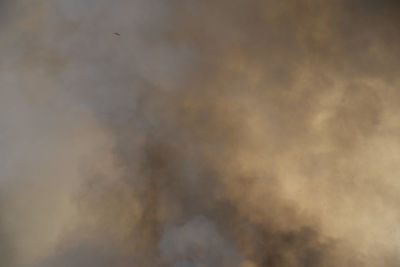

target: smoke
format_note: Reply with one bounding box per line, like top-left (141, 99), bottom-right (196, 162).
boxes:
top-left (159, 216), bottom-right (242, 267)
top-left (1, 0), bottom-right (400, 266)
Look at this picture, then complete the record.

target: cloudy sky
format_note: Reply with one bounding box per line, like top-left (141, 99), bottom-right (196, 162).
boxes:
top-left (1, 0), bottom-right (400, 266)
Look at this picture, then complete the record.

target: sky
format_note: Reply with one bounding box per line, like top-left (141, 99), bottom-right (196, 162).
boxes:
top-left (1, 0), bottom-right (400, 266)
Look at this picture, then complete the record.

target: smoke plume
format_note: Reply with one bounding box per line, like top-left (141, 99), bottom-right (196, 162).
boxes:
top-left (1, 0), bottom-right (400, 266)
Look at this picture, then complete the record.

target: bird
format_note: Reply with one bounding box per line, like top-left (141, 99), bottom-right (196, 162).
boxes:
top-left (113, 32), bottom-right (120, 36)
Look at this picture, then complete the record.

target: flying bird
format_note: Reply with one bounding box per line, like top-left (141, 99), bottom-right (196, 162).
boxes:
top-left (113, 32), bottom-right (120, 36)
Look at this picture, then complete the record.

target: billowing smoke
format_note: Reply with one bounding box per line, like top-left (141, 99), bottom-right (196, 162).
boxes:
top-left (159, 216), bottom-right (242, 266)
top-left (1, 0), bottom-right (400, 266)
